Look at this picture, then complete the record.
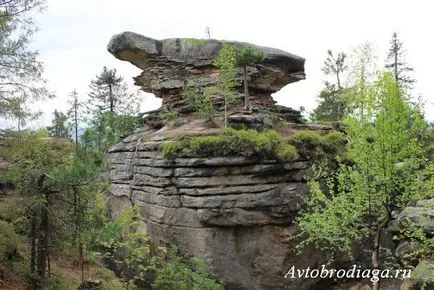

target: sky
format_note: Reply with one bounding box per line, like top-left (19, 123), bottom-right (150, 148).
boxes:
top-left (13, 0), bottom-right (434, 128)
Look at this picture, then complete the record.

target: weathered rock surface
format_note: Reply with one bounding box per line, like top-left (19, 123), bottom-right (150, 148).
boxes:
top-left (106, 127), bottom-right (337, 289)
top-left (106, 32), bottom-right (342, 289)
top-left (108, 31), bottom-right (305, 95)
top-left (390, 199), bottom-right (434, 287)
top-left (108, 32), bottom-right (306, 124)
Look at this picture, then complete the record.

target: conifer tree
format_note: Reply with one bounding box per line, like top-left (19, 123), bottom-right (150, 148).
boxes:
top-left (311, 50), bottom-right (349, 122)
top-left (385, 32), bottom-right (414, 88)
top-left (233, 46), bottom-right (264, 110)
top-left (86, 67), bottom-right (141, 151)
top-left (47, 110), bottom-right (69, 138)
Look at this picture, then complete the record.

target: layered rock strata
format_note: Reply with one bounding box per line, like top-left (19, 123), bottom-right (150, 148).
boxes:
top-left (107, 126), bottom-right (334, 289)
top-left (106, 32), bottom-right (332, 289)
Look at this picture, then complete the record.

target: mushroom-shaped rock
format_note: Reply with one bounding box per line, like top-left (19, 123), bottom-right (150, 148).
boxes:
top-left (107, 31), bottom-right (305, 96)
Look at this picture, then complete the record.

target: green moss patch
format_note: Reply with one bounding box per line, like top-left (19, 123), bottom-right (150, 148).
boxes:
top-left (291, 130), bottom-right (347, 158)
top-left (161, 128), bottom-right (297, 160)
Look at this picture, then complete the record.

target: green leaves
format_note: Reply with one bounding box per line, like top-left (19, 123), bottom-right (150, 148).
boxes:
top-left (153, 247), bottom-right (225, 290)
top-left (0, 0), bottom-right (48, 120)
top-left (163, 128), bottom-right (298, 160)
top-left (214, 44), bottom-right (240, 92)
top-left (297, 72), bottom-right (430, 260)
top-left (184, 87), bottom-right (215, 121)
top-left (233, 45), bottom-right (265, 67)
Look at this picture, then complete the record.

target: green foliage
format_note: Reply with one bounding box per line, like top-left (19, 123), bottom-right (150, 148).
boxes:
top-left (47, 110), bottom-right (70, 138)
top-left (233, 45), bottom-right (265, 67)
top-left (291, 130), bottom-right (347, 159)
top-left (184, 38), bottom-right (206, 47)
top-left (184, 87), bottom-right (215, 121)
top-left (88, 66), bottom-right (140, 115)
top-left (0, 220), bottom-right (21, 262)
top-left (0, 0), bottom-right (50, 120)
top-left (161, 142), bottom-right (182, 159)
top-left (310, 84), bottom-right (351, 122)
top-left (82, 111), bottom-right (141, 152)
top-left (85, 67), bottom-right (142, 151)
top-left (231, 45), bottom-right (265, 109)
top-left (159, 107), bottom-right (181, 127)
top-left (297, 72), bottom-right (429, 262)
top-left (214, 44), bottom-right (240, 92)
top-left (175, 128), bottom-right (297, 160)
top-left (153, 248), bottom-right (225, 290)
top-left (214, 44), bottom-right (240, 127)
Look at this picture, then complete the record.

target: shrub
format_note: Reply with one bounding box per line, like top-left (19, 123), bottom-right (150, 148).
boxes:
top-left (291, 130), bottom-right (347, 158)
top-left (153, 248), bottom-right (224, 290)
top-left (291, 130), bottom-right (323, 149)
top-left (159, 107), bottom-right (181, 127)
top-left (184, 87), bottom-right (215, 121)
top-left (322, 131), bottom-right (347, 153)
top-left (0, 220), bottom-right (21, 262)
top-left (161, 142), bottom-right (182, 159)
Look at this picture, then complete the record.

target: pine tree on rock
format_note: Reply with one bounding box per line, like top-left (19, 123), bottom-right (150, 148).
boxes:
top-left (385, 32), bottom-right (415, 88)
top-left (233, 46), bottom-right (264, 110)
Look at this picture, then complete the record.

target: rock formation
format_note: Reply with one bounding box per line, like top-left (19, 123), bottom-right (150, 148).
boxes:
top-left (106, 32), bottom-right (335, 289)
top-left (108, 31), bottom-right (306, 125)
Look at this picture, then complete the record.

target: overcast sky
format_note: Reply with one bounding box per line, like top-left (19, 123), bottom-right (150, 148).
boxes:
top-left (21, 0), bottom-right (434, 128)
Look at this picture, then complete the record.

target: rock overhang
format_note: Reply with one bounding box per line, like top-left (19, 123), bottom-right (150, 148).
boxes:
top-left (107, 31), bottom-right (306, 95)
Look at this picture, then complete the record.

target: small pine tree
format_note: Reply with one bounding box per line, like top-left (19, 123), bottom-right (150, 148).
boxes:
top-left (233, 46), bottom-right (264, 110)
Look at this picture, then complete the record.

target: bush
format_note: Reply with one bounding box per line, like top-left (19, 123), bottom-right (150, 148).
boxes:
top-left (0, 220), bottom-right (21, 262)
top-left (177, 128), bottom-right (297, 160)
top-left (184, 87), bottom-right (215, 121)
top-left (291, 130), bottom-right (324, 149)
top-left (153, 248), bottom-right (224, 290)
top-left (161, 142), bottom-right (182, 159)
top-left (159, 107), bottom-right (181, 127)
top-left (291, 130), bottom-right (347, 157)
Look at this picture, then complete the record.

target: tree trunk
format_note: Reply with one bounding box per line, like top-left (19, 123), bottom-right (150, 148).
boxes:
top-left (109, 83), bottom-right (114, 113)
top-left (75, 101), bottom-right (78, 152)
top-left (372, 230), bottom-right (380, 290)
top-left (79, 242), bottom-right (84, 283)
top-left (30, 215), bottom-right (37, 273)
top-left (224, 99), bottom-right (227, 128)
top-left (394, 49), bottom-right (398, 84)
top-left (46, 235), bottom-right (51, 277)
top-left (243, 65), bottom-right (249, 110)
top-left (36, 206), bottom-right (48, 278)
